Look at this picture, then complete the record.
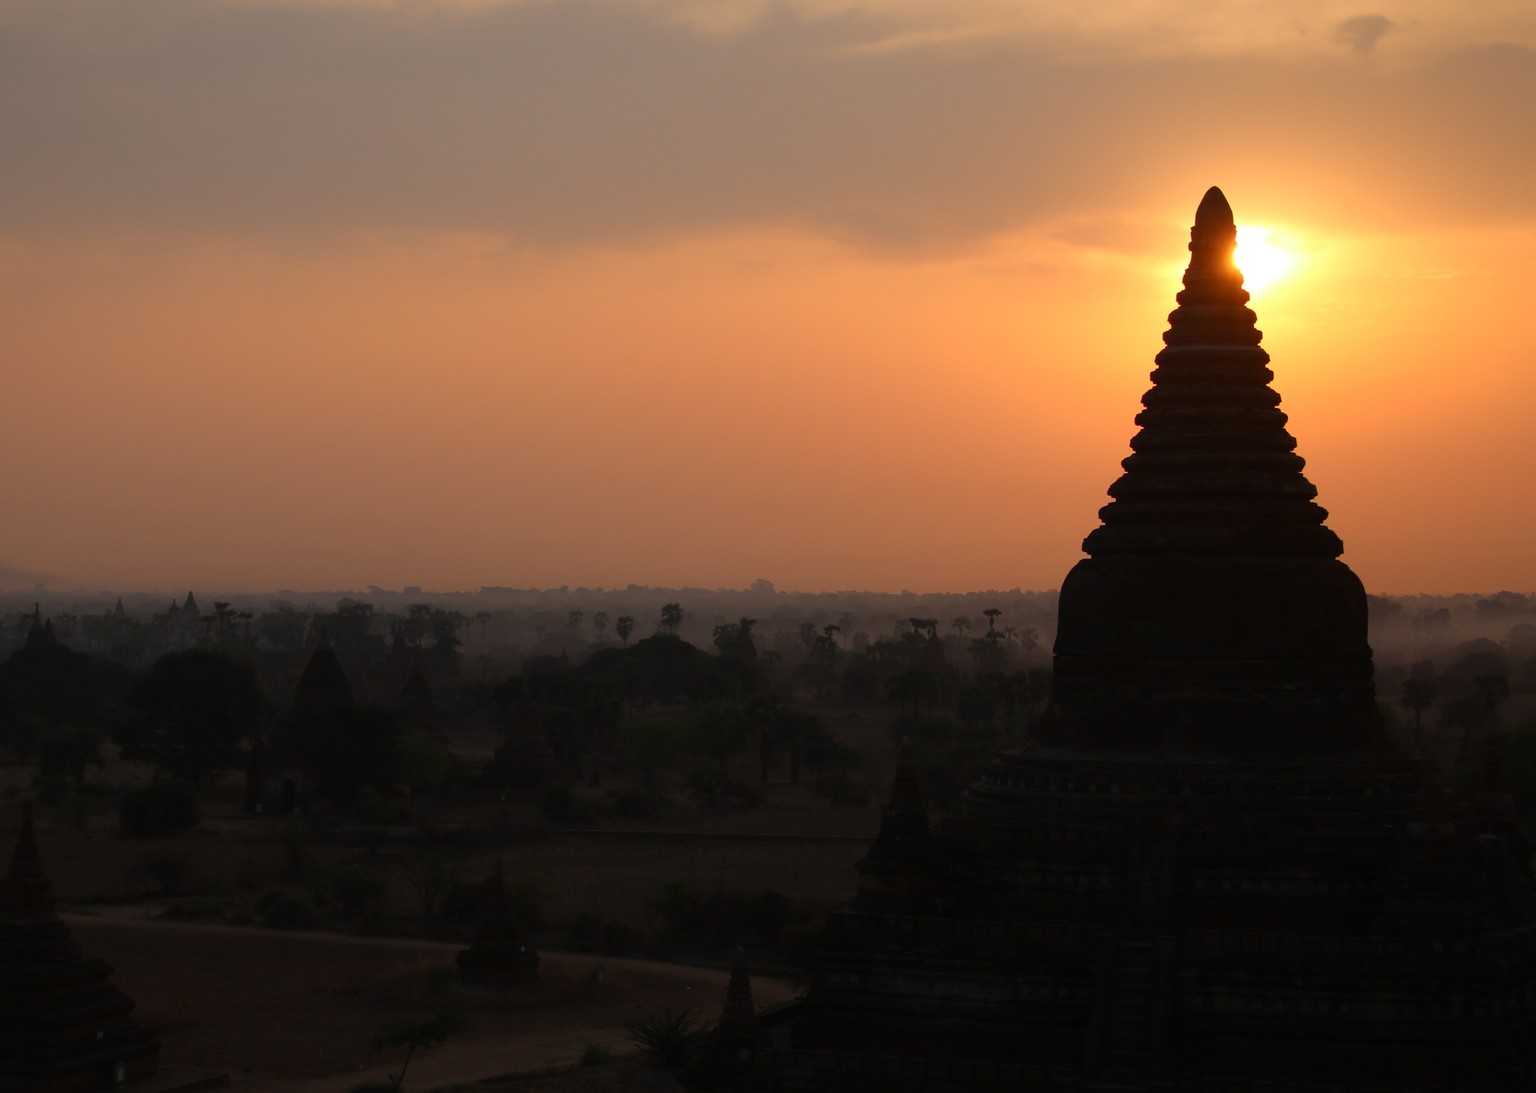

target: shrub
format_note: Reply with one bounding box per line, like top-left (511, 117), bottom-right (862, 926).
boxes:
top-left (685, 765), bottom-right (727, 808)
top-left (887, 714), bottom-right (955, 745)
top-left (580, 1045), bottom-right (612, 1067)
top-left (570, 913), bottom-right (640, 956)
top-left (125, 850), bottom-right (195, 895)
top-left (626, 1008), bottom-right (709, 1069)
top-left (607, 787), bottom-right (669, 819)
top-left (542, 782), bottom-right (579, 822)
top-left (685, 765), bottom-right (762, 809)
top-left (325, 865), bottom-right (389, 918)
top-left (263, 891), bottom-right (317, 930)
top-left (118, 779), bottom-right (200, 836)
top-left (351, 786), bottom-right (385, 824)
top-left (652, 882), bottom-right (799, 947)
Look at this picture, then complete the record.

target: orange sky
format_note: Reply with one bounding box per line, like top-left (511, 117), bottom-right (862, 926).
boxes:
top-left (2, 1), bottom-right (1534, 596)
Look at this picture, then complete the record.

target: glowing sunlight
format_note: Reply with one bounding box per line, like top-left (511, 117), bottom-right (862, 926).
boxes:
top-left (1234, 225), bottom-right (1300, 294)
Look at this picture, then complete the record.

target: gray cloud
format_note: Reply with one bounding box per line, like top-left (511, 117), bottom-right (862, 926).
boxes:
top-left (1333, 14), bottom-right (1395, 56)
top-left (0, 1), bottom-right (1530, 252)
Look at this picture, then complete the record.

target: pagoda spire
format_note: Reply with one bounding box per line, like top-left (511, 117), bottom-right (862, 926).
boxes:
top-left (1049, 186), bottom-right (1378, 752)
top-left (1083, 184), bottom-right (1337, 562)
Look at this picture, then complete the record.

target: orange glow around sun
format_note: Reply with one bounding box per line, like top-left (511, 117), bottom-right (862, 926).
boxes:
top-left (1234, 225), bottom-right (1300, 294)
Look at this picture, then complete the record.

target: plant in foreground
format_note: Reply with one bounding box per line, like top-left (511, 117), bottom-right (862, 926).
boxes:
top-left (370, 1012), bottom-right (467, 1092)
top-left (625, 1008), bottom-right (711, 1069)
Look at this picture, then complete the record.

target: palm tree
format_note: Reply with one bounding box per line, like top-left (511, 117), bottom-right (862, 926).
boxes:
top-left (616, 615), bottom-right (634, 647)
top-left (1400, 673), bottom-right (1436, 752)
top-left (660, 603), bottom-right (683, 636)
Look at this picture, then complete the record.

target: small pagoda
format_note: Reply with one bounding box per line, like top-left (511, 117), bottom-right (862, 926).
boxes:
top-left (682, 948), bottom-right (768, 1090)
top-left (0, 804), bottom-right (160, 1092)
top-left (455, 860), bottom-right (539, 987)
top-left (477, 680), bottom-right (555, 797)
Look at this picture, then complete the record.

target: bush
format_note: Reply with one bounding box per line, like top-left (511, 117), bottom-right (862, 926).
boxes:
top-left (263, 891), bottom-right (318, 929)
top-left (125, 850), bottom-right (195, 895)
top-left (322, 865), bottom-right (389, 918)
top-left (652, 882), bottom-right (799, 947)
top-left (815, 771), bottom-right (868, 807)
top-left (351, 785), bottom-right (385, 824)
top-left (580, 1045), bottom-right (612, 1067)
top-left (607, 787), bottom-right (669, 819)
top-left (686, 765), bottom-right (762, 809)
top-left (542, 782), bottom-right (581, 822)
top-left (569, 913), bottom-right (641, 956)
top-left (686, 766), bottom-right (729, 808)
top-left (118, 779), bottom-right (200, 836)
top-left (431, 865), bottom-right (547, 931)
top-left (626, 1008), bottom-right (709, 1069)
top-left (887, 714), bottom-right (955, 745)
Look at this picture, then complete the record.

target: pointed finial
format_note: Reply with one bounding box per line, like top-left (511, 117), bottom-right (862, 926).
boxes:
top-left (8, 802), bottom-right (45, 880)
top-left (1194, 186), bottom-right (1233, 229)
top-left (1184, 185), bottom-right (1241, 284)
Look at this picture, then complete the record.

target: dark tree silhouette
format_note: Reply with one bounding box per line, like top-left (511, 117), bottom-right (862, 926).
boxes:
top-left (661, 603), bottom-right (683, 636)
top-left (616, 615), bottom-right (634, 647)
top-left (1401, 663), bottom-right (1437, 751)
top-left (117, 649), bottom-right (263, 786)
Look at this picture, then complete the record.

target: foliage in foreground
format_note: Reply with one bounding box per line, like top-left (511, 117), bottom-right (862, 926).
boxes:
top-left (625, 1008), bottom-right (711, 1069)
top-left (371, 1012), bottom-right (468, 1093)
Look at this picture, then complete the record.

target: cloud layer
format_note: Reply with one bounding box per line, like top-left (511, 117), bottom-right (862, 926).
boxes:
top-left (2, 0), bottom-right (1532, 251)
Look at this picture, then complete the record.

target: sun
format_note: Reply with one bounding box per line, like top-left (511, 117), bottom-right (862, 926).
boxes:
top-left (1234, 225), bottom-right (1299, 294)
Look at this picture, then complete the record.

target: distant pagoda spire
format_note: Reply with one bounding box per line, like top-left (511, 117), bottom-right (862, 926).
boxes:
top-left (1049, 186), bottom-right (1378, 752)
top-left (856, 738), bottom-right (938, 907)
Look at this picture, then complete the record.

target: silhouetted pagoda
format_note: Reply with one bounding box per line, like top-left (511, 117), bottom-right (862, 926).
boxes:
top-left (726, 189), bottom-right (1536, 1091)
top-left (0, 804), bottom-right (160, 1091)
top-left (477, 680), bottom-right (555, 797)
top-left (246, 635), bottom-right (354, 815)
top-left (455, 860), bottom-right (539, 987)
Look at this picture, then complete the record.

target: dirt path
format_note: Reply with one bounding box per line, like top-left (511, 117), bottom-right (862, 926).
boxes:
top-left (65, 914), bottom-right (798, 1093)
